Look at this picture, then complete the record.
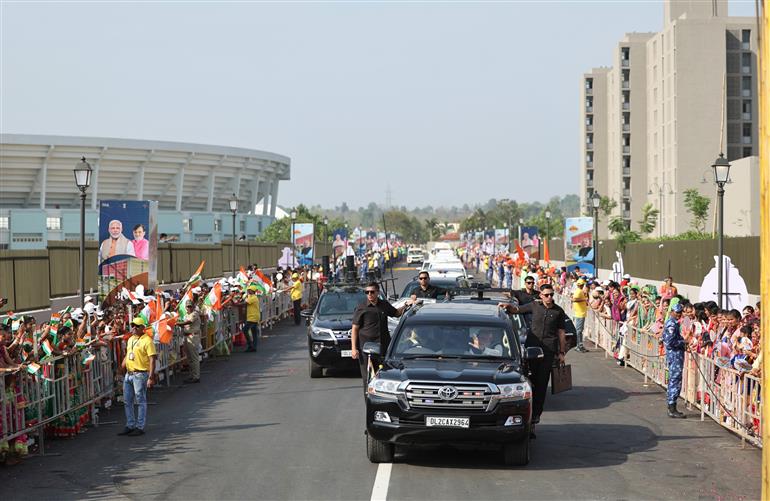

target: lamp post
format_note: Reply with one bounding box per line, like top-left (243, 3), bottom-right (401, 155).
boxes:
top-left (290, 208), bottom-right (298, 268)
top-left (228, 194), bottom-right (238, 276)
top-left (712, 153), bottom-right (731, 309)
top-left (591, 192), bottom-right (601, 276)
top-left (648, 182), bottom-right (675, 238)
top-left (518, 218), bottom-right (524, 243)
top-left (74, 157), bottom-right (92, 307)
top-left (544, 209), bottom-right (552, 260)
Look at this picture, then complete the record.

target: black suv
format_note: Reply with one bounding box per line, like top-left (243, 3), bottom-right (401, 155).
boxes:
top-left (363, 302), bottom-right (543, 466)
top-left (304, 284), bottom-right (375, 378)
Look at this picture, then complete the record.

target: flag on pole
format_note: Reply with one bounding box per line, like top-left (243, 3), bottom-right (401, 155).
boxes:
top-left (41, 338), bottom-right (54, 358)
top-left (255, 269), bottom-right (273, 289)
top-left (177, 289), bottom-right (193, 322)
top-left (26, 362), bottom-right (41, 375)
top-left (203, 282), bottom-right (223, 311)
top-left (544, 239), bottom-right (551, 264)
top-left (185, 260), bottom-right (206, 290)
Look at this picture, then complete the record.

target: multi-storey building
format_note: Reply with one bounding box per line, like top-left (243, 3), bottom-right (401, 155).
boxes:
top-left (580, 67), bottom-right (609, 235)
top-left (581, 0), bottom-right (759, 237)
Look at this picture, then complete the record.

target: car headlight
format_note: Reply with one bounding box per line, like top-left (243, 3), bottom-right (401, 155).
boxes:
top-left (367, 377), bottom-right (401, 399)
top-left (311, 327), bottom-right (335, 341)
top-left (494, 382), bottom-right (532, 401)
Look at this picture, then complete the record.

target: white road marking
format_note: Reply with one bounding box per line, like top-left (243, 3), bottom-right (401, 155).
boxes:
top-left (370, 462), bottom-right (392, 501)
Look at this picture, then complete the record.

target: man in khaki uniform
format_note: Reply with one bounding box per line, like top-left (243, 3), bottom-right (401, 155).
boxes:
top-left (178, 300), bottom-right (202, 383)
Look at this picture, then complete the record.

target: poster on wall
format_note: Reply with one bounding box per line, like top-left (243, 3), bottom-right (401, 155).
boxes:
top-left (98, 200), bottom-right (158, 304)
top-left (293, 223), bottom-right (314, 266)
top-left (494, 228), bottom-right (508, 253)
top-left (520, 226), bottom-right (540, 259)
top-left (331, 228), bottom-right (348, 260)
top-left (483, 229), bottom-right (495, 255)
top-left (564, 217), bottom-right (594, 274)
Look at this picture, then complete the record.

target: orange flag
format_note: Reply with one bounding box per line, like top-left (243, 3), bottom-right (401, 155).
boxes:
top-left (544, 239), bottom-right (551, 264)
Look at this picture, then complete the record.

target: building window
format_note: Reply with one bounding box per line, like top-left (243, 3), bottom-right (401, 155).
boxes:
top-left (239, 220), bottom-right (246, 232)
top-left (742, 76), bottom-right (752, 96)
top-left (258, 220), bottom-right (263, 232)
top-left (46, 217), bottom-right (61, 230)
top-left (214, 219), bottom-right (222, 232)
top-left (742, 29), bottom-right (751, 49)
top-left (0, 217), bottom-right (8, 230)
top-left (741, 53), bottom-right (751, 73)
top-left (743, 147), bottom-right (752, 157)
top-left (585, 78), bottom-right (593, 90)
top-left (742, 123), bottom-right (752, 143)
top-left (742, 100), bottom-right (752, 119)
top-left (183, 218), bottom-right (193, 233)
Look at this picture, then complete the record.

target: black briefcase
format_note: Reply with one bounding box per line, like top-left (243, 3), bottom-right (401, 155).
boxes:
top-left (551, 363), bottom-right (572, 394)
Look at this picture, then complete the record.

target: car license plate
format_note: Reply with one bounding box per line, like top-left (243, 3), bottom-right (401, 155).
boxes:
top-left (341, 350), bottom-right (352, 358)
top-left (425, 416), bottom-right (469, 428)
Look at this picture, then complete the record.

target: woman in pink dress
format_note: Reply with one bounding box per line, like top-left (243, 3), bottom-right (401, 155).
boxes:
top-left (132, 224), bottom-right (149, 260)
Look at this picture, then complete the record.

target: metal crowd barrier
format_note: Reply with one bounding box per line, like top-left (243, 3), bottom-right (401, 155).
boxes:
top-left (556, 293), bottom-right (762, 448)
top-left (0, 281), bottom-right (318, 457)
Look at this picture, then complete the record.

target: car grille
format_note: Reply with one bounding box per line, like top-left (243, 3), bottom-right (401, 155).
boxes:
top-left (405, 382), bottom-right (492, 411)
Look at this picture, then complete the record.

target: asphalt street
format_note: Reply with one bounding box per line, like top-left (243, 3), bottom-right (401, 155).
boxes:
top-left (2, 265), bottom-right (761, 500)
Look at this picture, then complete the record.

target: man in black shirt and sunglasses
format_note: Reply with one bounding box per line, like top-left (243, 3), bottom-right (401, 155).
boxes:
top-left (351, 282), bottom-right (412, 386)
top-left (499, 283), bottom-right (567, 427)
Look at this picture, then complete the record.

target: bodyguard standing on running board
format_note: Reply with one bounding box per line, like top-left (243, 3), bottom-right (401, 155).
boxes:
top-left (351, 282), bottom-right (411, 388)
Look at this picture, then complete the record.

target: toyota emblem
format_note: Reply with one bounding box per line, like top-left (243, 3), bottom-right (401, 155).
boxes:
top-left (437, 386), bottom-right (458, 401)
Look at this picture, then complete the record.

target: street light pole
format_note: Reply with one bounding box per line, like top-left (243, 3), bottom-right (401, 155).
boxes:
top-left (290, 209), bottom-right (298, 268)
top-left (712, 153), bottom-right (731, 309)
top-left (545, 209), bottom-right (551, 260)
top-left (229, 194), bottom-right (238, 276)
top-left (648, 182), bottom-right (675, 238)
top-left (591, 192), bottom-right (601, 277)
top-left (73, 157), bottom-right (92, 307)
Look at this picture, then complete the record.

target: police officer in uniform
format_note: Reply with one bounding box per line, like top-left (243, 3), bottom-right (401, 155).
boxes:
top-left (663, 303), bottom-right (686, 418)
top-left (498, 283), bottom-right (567, 430)
top-left (351, 282), bottom-right (412, 388)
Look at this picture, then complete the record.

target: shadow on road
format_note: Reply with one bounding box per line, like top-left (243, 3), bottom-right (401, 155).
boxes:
top-left (545, 385), bottom-right (631, 412)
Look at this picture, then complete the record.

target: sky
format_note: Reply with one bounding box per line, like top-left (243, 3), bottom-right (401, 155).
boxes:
top-left (0, 1), bottom-right (758, 210)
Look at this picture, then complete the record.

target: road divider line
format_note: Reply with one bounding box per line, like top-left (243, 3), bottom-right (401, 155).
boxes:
top-left (370, 462), bottom-right (392, 501)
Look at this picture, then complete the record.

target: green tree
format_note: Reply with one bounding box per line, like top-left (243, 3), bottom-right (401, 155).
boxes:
top-left (599, 196), bottom-right (617, 219)
top-left (682, 188), bottom-right (710, 233)
top-left (637, 203), bottom-right (659, 236)
top-left (608, 215), bottom-right (640, 250)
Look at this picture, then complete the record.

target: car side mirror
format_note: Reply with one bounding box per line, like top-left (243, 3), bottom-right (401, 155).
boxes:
top-left (389, 294), bottom-right (399, 301)
top-left (466, 275), bottom-right (474, 280)
top-left (362, 342), bottom-right (381, 356)
top-left (525, 347), bottom-right (544, 360)
top-left (300, 310), bottom-right (313, 318)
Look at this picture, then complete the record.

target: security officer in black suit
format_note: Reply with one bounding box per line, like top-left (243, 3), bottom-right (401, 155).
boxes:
top-left (499, 283), bottom-right (567, 428)
top-left (410, 272), bottom-right (445, 300)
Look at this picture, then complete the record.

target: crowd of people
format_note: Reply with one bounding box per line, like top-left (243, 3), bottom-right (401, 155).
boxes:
top-left (0, 263), bottom-right (319, 466)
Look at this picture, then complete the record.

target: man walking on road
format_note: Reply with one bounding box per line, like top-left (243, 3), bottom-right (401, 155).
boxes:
top-left (351, 282), bottom-right (411, 389)
top-left (118, 318), bottom-right (157, 436)
top-left (291, 273), bottom-right (303, 325)
top-left (178, 299), bottom-right (202, 383)
top-left (571, 279), bottom-right (589, 352)
top-left (498, 283), bottom-right (567, 430)
top-left (663, 303), bottom-right (686, 418)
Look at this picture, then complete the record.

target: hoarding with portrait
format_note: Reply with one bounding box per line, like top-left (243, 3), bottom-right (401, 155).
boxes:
top-left (98, 200), bottom-right (158, 304)
top-left (564, 217), bottom-right (594, 274)
top-left (293, 222), bottom-right (315, 266)
top-left (520, 226), bottom-right (540, 259)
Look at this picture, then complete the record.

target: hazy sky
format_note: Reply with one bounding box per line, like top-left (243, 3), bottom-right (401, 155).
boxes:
top-left (1, 1), bottom-right (757, 210)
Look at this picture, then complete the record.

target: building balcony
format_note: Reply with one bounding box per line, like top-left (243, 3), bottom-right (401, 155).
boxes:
top-left (623, 167), bottom-right (631, 176)
top-left (586, 143), bottom-right (594, 150)
top-left (623, 189), bottom-right (631, 197)
top-left (622, 145), bottom-right (630, 154)
top-left (742, 136), bottom-right (752, 144)
top-left (622, 123), bottom-right (630, 132)
top-left (586, 124), bottom-right (593, 132)
top-left (622, 102), bottom-right (630, 111)
top-left (742, 89), bottom-right (751, 97)
top-left (623, 210), bottom-right (631, 218)
top-left (742, 42), bottom-right (750, 50)
top-left (743, 66), bottom-right (751, 74)
top-left (622, 81), bottom-right (630, 89)
top-left (621, 59), bottom-right (629, 67)
top-left (586, 106), bottom-right (594, 113)
top-left (586, 161), bottom-right (594, 168)
top-left (743, 112), bottom-right (752, 120)
top-left (586, 88), bottom-right (593, 95)
top-left (587, 179), bottom-right (594, 188)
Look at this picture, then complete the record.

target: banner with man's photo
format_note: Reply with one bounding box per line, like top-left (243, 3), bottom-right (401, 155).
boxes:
top-left (564, 217), bottom-right (594, 274)
top-left (294, 223), bottom-right (315, 266)
top-left (520, 226), bottom-right (540, 259)
top-left (331, 228), bottom-right (348, 260)
top-left (98, 200), bottom-right (158, 304)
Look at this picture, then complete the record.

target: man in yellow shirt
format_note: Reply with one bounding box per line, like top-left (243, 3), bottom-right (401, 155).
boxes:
top-left (291, 273), bottom-right (303, 325)
top-left (243, 284), bottom-right (261, 352)
top-left (118, 318), bottom-right (158, 436)
top-left (571, 279), bottom-right (589, 352)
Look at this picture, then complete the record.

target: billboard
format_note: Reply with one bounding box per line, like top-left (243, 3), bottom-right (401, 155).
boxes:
top-left (293, 222), bottom-right (314, 266)
top-left (98, 200), bottom-right (158, 304)
top-left (331, 228), bottom-right (348, 260)
top-left (520, 226), bottom-right (540, 259)
top-left (564, 217), bottom-right (594, 274)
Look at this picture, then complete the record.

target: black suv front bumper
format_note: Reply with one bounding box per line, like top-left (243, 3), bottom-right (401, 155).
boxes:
top-left (308, 338), bottom-right (358, 370)
top-left (366, 394), bottom-right (531, 445)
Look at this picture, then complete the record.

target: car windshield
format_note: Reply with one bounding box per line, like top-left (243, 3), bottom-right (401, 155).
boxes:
top-left (316, 291), bottom-right (365, 317)
top-left (391, 322), bottom-right (518, 360)
top-left (399, 278), bottom-right (469, 298)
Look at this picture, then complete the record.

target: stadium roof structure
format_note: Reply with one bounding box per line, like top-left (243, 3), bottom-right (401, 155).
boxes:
top-left (0, 134), bottom-right (291, 215)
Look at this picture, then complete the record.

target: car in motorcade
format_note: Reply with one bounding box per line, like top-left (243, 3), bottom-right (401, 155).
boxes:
top-left (303, 283), bottom-right (384, 378)
top-left (406, 249), bottom-right (426, 265)
top-left (387, 273), bottom-right (472, 332)
top-left (363, 301), bottom-right (544, 466)
top-left (422, 261), bottom-right (469, 279)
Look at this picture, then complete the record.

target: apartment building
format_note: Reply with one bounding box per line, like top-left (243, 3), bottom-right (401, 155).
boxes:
top-left (580, 66), bottom-right (609, 236)
top-left (581, 0), bottom-right (759, 237)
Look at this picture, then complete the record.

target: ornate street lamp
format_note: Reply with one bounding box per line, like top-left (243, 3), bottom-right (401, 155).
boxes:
top-left (290, 209), bottom-right (298, 268)
top-left (228, 194), bottom-right (238, 276)
top-left (591, 192), bottom-right (601, 276)
top-left (712, 153), bottom-right (731, 308)
top-left (74, 157), bottom-right (92, 307)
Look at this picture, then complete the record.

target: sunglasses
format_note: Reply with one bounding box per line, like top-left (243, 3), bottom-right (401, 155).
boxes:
top-left (365, 290), bottom-right (378, 295)
top-left (525, 281), bottom-right (535, 284)
top-left (541, 293), bottom-right (554, 297)
top-left (418, 276), bottom-right (429, 280)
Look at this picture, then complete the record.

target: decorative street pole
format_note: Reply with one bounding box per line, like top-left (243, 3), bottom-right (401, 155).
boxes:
top-left (290, 208), bottom-right (298, 268)
top-left (229, 194), bottom-right (238, 276)
top-left (73, 157), bottom-right (92, 307)
top-left (591, 192), bottom-right (601, 277)
top-left (712, 153), bottom-right (731, 309)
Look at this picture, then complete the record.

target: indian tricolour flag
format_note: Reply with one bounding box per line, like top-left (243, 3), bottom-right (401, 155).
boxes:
top-left (41, 338), bottom-right (54, 358)
top-left (255, 269), bottom-right (273, 289)
top-left (185, 260), bottom-right (206, 290)
top-left (177, 290), bottom-right (193, 322)
top-left (203, 282), bottom-right (223, 311)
